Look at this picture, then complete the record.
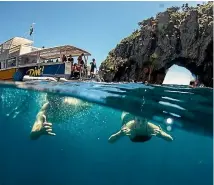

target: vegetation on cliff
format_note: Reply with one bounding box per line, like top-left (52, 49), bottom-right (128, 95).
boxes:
top-left (100, 2), bottom-right (213, 87)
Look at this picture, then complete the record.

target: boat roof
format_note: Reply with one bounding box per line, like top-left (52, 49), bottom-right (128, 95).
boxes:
top-left (19, 45), bottom-right (91, 60)
top-left (0, 37), bottom-right (33, 50)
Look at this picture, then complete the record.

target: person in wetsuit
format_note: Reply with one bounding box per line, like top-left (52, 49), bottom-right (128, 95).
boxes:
top-left (90, 58), bottom-right (97, 78)
top-left (108, 112), bottom-right (173, 143)
top-left (30, 94), bottom-right (91, 140)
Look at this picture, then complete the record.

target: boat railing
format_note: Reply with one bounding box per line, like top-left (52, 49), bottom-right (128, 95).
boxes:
top-left (18, 61), bottom-right (63, 68)
top-left (0, 44), bottom-right (92, 80)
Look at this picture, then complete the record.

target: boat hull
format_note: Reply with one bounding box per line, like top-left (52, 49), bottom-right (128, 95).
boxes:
top-left (13, 63), bottom-right (66, 81)
top-left (0, 63), bottom-right (94, 82)
top-left (0, 68), bottom-right (17, 81)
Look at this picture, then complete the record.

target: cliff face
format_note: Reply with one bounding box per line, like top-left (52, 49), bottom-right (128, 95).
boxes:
top-left (99, 2), bottom-right (213, 87)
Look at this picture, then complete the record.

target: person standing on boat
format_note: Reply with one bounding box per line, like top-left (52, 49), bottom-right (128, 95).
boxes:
top-left (68, 55), bottom-right (73, 63)
top-left (70, 58), bottom-right (74, 78)
top-left (68, 55), bottom-right (74, 78)
top-left (78, 53), bottom-right (88, 77)
top-left (77, 53), bottom-right (85, 66)
top-left (108, 112), bottom-right (173, 143)
top-left (62, 54), bottom-right (67, 62)
top-left (90, 58), bottom-right (97, 78)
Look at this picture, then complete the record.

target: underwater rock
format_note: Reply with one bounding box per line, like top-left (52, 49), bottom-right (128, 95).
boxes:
top-left (99, 2), bottom-right (213, 87)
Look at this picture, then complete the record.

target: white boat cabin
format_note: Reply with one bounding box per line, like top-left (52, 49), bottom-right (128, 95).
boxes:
top-left (0, 37), bottom-right (41, 70)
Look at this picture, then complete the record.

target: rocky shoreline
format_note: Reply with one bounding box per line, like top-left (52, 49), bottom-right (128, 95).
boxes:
top-left (99, 2), bottom-right (213, 87)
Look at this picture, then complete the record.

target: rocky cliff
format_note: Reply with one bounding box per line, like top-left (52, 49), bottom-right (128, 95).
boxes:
top-left (99, 2), bottom-right (213, 87)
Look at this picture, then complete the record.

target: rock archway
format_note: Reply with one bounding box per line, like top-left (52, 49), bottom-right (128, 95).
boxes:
top-left (99, 2), bottom-right (213, 88)
top-left (151, 53), bottom-right (213, 87)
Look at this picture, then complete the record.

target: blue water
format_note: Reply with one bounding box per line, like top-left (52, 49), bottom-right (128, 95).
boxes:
top-left (0, 81), bottom-right (213, 185)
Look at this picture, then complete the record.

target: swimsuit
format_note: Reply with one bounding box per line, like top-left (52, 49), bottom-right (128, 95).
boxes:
top-left (121, 112), bottom-right (152, 143)
top-left (130, 135), bottom-right (152, 142)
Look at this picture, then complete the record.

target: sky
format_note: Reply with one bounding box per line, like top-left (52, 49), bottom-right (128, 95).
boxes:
top-left (163, 65), bottom-right (194, 85)
top-left (0, 1), bottom-right (199, 84)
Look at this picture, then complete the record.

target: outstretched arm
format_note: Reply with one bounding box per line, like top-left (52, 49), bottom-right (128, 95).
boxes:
top-left (108, 130), bottom-right (123, 143)
top-left (39, 102), bottom-right (49, 115)
top-left (156, 125), bottom-right (173, 142)
top-left (31, 102), bottom-right (49, 132)
top-left (30, 101), bottom-right (55, 140)
top-left (148, 123), bottom-right (173, 142)
top-left (108, 124), bottom-right (135, 143)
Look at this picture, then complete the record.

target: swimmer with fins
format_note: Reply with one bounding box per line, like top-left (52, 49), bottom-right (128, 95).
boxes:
top-left (108, 112), bottom-right (173, 143)
top-left (30, 94), bottom-right (91, 140)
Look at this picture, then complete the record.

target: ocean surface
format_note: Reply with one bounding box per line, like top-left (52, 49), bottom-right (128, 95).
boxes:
top-left (0, 81), bottom-right (213, 185)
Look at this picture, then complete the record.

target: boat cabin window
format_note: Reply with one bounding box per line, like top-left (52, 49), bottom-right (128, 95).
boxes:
top-left (0, 61), bottom-right (5, 69)
top-left (0, 60), bottom-right (6, 69)
top-left (18, 56), bottom-right (37, 66)
top-left (6, 57), bottom-right (16, 68)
